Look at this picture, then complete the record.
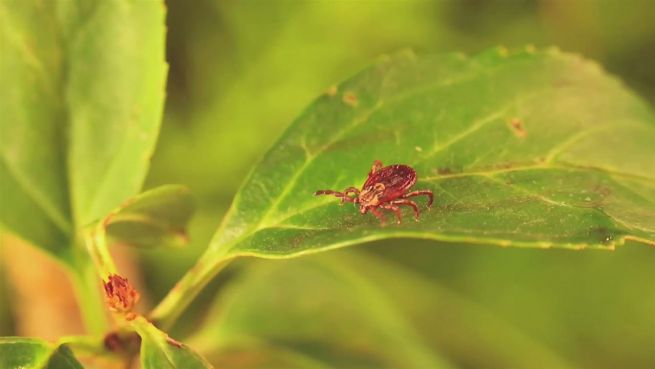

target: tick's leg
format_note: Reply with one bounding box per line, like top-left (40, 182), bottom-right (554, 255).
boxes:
top-left (390, 199), bottom-right (420, 220)
top-left (342, 187), bottom-right (360, 204)
top-left (402, 189), bottom-right (434, 208)
top-left (316, 189), bottom-right (355, 206)
top-left (314, 189), bottom-right (346, 198)
top-left (369, 207), bottom-right (386, 226)
top-left (370, 160), bottom-right (383, 175)
top-left (381, 204), bottom-right (403, 224)
top-left (343, 187), bottom-right (360, 196)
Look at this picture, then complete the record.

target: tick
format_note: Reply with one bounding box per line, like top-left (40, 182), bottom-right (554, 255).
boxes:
top-left (315, 160), bottom-right (433, 225)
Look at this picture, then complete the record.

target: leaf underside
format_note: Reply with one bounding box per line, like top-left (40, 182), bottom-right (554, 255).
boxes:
top-left (104, 185), bottom-right (194, 249)
top-left (206, 48), bottom-right (655, 262)
top-left (133, 318), bottom-right (213, 369)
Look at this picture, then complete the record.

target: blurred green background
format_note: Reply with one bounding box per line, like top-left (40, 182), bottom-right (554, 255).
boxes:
top-left (146, 0), bottom-right (655, 367)
top-left (3, 0), bottom-right (655, 367)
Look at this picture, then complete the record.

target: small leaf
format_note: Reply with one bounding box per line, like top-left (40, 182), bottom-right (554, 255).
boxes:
top-left (131, 317), bottom-right (213, 369)
top-left (0, 0), bottom-right (167, 260)
top-left (0, 337), bottom-right (83, 369)
top-left (104, 185), bottom-right (194, 249)
top-left (202, 48), bottom-right (654, 264)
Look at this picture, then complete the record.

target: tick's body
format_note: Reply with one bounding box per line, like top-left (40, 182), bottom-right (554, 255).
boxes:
top-left (315, 160), bottom-right (433, 225)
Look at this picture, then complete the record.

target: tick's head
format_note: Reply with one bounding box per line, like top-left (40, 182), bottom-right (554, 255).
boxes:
top-left (358, 183), bottom-right (385, 210)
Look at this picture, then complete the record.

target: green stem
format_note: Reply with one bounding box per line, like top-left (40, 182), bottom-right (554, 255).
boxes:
top-left (149, 252), bottom-right (232, 330)
top-left (69, 253), bottom-right (109, 335)
top-left (84, 223), bottom-right (118, 280)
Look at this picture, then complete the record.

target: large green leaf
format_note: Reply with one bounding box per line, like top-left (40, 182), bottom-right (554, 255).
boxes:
top-left (131, 317), bottom-right (213, 369)
top-left (206, 48), bottom-right (655, 262)
top-left (189, 251), bottom-right (574, 369)
top-left (0, 1), bottom-right (167, 259)
top-left (0, 338), bottom-right (83, 369)
top-left (151, 48), bottom-right (655, 327)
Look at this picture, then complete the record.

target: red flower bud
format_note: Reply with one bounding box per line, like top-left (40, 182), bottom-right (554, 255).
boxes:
top-left (103, 274), bottom-right (140, 319)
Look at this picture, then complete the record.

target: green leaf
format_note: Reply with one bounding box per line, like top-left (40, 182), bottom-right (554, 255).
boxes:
top-left (205, 48), bottom-right (655, 262)
top-left (0, 1), bottom-right (167, 259)
top-left (0, 337), bottom-right (83, 369)
top-left (131, 317), bottom-right (213, 369)
top-left (104, 185), bottom-right (194, 249)
top-left (189, 251), bottom-right (573, 369)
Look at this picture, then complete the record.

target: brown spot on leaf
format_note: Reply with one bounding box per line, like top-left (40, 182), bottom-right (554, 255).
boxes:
top-left (342, 91), bottom-right (358, 107)
top-left (104, 274), bottom-right (140, 319)
top-left (508, 118), bottom-right (527, 138)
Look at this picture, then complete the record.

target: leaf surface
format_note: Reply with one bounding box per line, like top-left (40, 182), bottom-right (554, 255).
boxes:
top-left (0, 1), bottom-right (167, 259)
top-left (132, 318), bottom-right (213, 369)
top-left (0, 337), bottom-right (83, 369)
top-left (204, 48), bottom-right (655, 263)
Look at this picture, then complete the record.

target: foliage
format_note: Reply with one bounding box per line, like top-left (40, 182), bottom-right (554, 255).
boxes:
top-left (1, 1), bottom-right (655, 368)
top-left (0, 338), bottom-right (83, 369)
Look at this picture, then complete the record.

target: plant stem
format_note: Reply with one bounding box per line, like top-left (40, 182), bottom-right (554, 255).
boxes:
top-left (149, 253), bottom-right (232, 330)
top-left (84, 223), bottom-right (118, 280)
top-left (69, 252), bottom-right (109, 335)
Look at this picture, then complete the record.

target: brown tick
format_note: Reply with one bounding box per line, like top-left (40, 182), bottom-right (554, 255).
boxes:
top-left (315, 160), bottom-right (433, 225)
